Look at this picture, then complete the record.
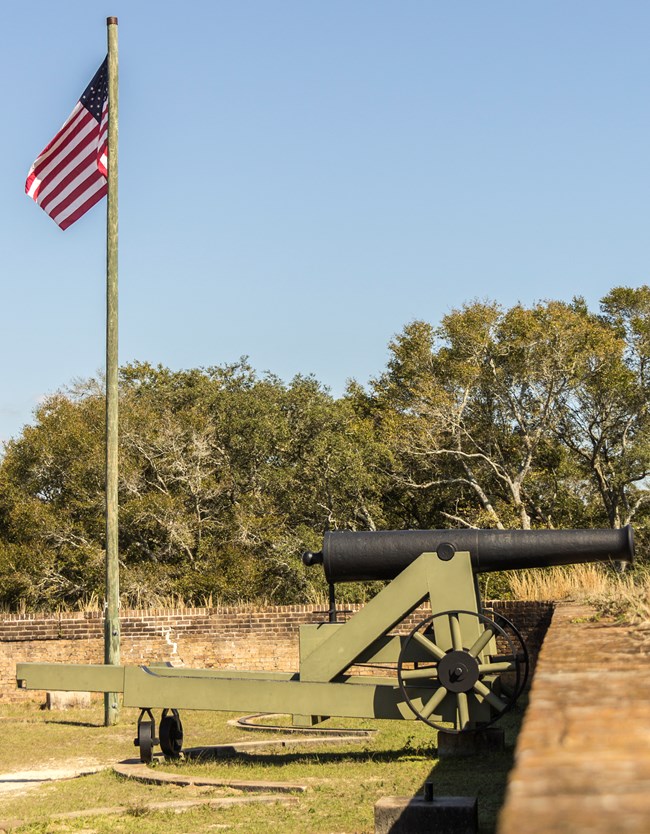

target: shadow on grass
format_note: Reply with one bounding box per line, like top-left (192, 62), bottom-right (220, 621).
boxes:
top-left (174, 699), bottom-right (526, 834)
top-left (186, 747), bottom-right (421, 766)
top-left (43, 719), bottom-right (102, 728)
top-left (400, 700), bottom-right (525, 834)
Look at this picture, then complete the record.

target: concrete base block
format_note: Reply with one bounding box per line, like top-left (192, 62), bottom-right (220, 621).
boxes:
top-left (437, 727), bottom-right (505, 758)
top-left (374, 795), bottom-right (478, 834)
top-left (45, 691), bottom-right (91, 710)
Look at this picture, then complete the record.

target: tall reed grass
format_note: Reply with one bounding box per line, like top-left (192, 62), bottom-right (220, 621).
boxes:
top-left (508, 563), bottom-right (650, 635)
top-left (507, 563), bottom-right (613, 602)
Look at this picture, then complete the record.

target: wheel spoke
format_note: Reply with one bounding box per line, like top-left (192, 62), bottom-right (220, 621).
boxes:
top-left (399, 609), bottom-right (526, 730)
top-left (419, 685), bottom-right (448, 720)
top-left (478, 661), bottom-right (516, 674)
top-left (468, 625), bottom-right (496, 658)
top-left (456, 691), bottom-right (470, 730)
top-left (449, 613), bottom-right (463, 651)
top-left (472, 679), bottom-right (509, 712)
top-left (412, 630), bottom-right (446, 660)
top-left (400, 666), bottom-right (439, 681)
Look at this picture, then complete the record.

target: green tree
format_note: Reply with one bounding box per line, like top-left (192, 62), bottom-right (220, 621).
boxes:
top-left (0, 360), bottom-right (386, 609)
top-left (554, 288), bottom-right (650, 529)
top-left (0, 389), bottom-right (106, 606)
top-left (358, 297), bottom-right (649, 532)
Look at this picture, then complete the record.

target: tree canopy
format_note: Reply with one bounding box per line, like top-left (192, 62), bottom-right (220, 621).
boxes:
top-left (1, 287), bottom-right (648, 610)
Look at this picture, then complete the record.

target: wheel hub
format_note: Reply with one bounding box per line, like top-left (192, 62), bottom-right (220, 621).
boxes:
top-left (437, 650), bottom-right (480, 693)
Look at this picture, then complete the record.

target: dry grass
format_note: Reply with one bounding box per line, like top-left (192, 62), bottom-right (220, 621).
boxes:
top-left (591, 573), bottom-right (650, 632)
top-left (508, 563), bottom-right (650, 634)
top-left (0, 592), bottom-right (295, 616)
top-left (507, 563), bottom-right (614, 602)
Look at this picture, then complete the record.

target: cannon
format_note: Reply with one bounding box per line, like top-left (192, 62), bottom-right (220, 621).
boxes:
top-left (16, 526), bottom-right (633, 761)
top-left (305, 526), bottom-right (634, 582)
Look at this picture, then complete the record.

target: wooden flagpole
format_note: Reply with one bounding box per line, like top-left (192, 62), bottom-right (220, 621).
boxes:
top-left (104, 15), bottom-right (120, 727)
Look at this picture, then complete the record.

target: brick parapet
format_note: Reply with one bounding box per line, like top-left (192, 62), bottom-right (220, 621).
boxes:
top-left (498, 603), bottom-right (650, 834)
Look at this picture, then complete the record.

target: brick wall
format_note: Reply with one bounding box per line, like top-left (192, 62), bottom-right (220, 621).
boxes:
top-left (498, 603), bottom-right (650, 834)
top-left (0, 600), bottom-right (553, 703)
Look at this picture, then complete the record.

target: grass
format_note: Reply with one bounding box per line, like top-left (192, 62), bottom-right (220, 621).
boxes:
top-left (0, 591), bottom-right (332, 616)
top-left (0, 700), bottom-right (524, 833)
top-left (507, 562), bottom-right (650, 634)
top-left (506, 563), bottom-right (614, 601)
top-left (589, 572), bottom-right (650, 634)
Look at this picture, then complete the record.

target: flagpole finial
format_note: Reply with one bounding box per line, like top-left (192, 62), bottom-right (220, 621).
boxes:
top-left (107, 16), bottom-right (118, 25)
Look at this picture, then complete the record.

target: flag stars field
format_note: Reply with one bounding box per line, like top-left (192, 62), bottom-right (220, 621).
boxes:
top-left (25, 57), bottom-right (109, 230)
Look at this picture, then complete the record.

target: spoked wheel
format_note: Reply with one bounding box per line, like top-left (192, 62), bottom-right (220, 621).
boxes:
top-left (491, 611), bottom-right (530, 702)
top-left (159, 709), bottom-right (184, 759)
top-left (397, 609), bottom-right (524, 734)
top-left (134, 708), bottom-right (157, 764)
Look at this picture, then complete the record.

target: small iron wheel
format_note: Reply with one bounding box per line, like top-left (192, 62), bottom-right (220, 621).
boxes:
top-left (134, 708), bottom-right (156, 764)
top-left (397, 609), bottom-right (523, 734)
top-left (159, 709), bottom-right (184, 759)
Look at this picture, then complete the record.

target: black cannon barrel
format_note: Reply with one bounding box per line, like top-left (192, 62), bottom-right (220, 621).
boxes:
top-left (302, 526), bottom-right (634, 584)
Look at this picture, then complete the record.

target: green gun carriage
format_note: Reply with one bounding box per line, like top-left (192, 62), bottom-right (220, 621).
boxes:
top-left (17, 526), bottom-right (633, 762)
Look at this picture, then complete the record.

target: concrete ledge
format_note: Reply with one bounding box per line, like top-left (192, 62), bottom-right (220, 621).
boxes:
top-left (45, 691), bottom-right (91, 710)
top-left (375, 795), bottom-right (478, 834)
top-left (498, 603), bottom-right (650, 834)
top-left (114, 760), bottom-right (307, 793)
top-left (0, 795), bottom-right (298, 831)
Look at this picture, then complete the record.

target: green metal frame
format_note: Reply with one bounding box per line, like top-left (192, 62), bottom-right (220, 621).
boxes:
top-left (16, 551), bottom-right (505, 731)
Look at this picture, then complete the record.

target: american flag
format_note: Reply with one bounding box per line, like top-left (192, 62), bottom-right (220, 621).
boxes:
top-left (25, 58), bottom-right (109, 230)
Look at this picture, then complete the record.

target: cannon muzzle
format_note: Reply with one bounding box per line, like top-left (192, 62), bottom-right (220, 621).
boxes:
top-left (303, 526), bottom-right (634, 584)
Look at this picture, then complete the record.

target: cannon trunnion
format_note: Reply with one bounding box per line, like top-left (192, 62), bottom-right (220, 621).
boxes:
top-left (16, 526), bottom-right (634, 761)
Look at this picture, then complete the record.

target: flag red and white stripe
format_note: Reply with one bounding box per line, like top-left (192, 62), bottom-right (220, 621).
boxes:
top-left (25, 58), bottom-right (108, 230)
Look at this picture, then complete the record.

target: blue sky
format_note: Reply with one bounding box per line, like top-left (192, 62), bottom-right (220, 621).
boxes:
top-left (2, 1), bottom-right (650, 445)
